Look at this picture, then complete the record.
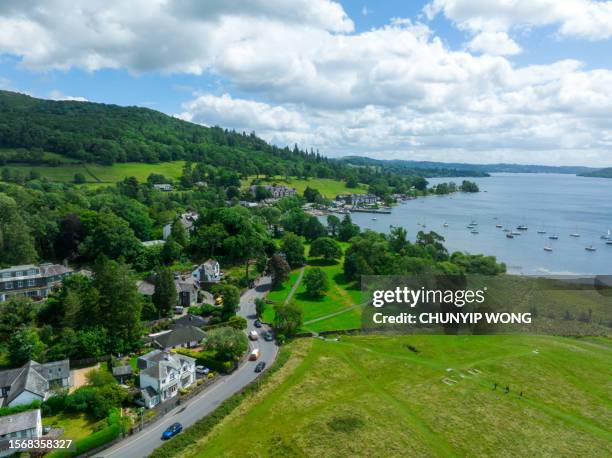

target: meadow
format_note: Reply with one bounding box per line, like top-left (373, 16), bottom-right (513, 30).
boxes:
top-left (2, 159), bottom-right (186, 185)
top-left (242, 176), bottom-right (369, 198)
top-left (175, 334), bottom-right (612, 457)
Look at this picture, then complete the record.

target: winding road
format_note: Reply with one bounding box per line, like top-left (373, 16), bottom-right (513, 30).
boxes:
top-left (101, 276), bottom-right (278, 458)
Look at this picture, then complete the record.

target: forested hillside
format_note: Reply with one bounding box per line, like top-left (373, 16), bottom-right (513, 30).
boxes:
top-left (0, 90), bottom-right (341, 178)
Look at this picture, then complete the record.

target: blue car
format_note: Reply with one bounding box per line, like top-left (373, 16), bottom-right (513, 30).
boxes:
top-left (161, 423), bottom-right (182, 440)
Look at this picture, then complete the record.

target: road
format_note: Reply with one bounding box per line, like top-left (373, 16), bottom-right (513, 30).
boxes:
top-left (101, 276), bottom-right (277, 458)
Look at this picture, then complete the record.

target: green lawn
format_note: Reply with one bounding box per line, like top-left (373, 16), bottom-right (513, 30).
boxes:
top-left (43, 412), bottom-right (99, 441)
top-left (2, 160), bottom-right (185, 185)
top-left (263, 245), bottom-right (362, 333)
top-left (242, 176), bottom-right (369, 198)
top-left (177, 335), bottom-right (612, 457)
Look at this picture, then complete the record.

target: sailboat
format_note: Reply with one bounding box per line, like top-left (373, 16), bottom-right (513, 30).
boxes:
top-left (570, 232), bottom-right (580, 238)
top-left (543, 246), bottom-right (553, 252)
top-left (495, 224), bottom-right (503, 228)
top-left (585, 245), bottom-right (596, 252)
top-left (506, 233), bottom-right (514, 239)
top-left (601, 229), bottom-right (611, 240)
top-left (548, 234), bottom-right (559, 240)
top-left (606, 240), bottom-right (612, 245)
top-left (517, 224), bottom-right (528, 231)
top-left (537, 229), bottom-right (546, 234)
top-left (471, 229), bottom-right (479, 234)
top-left (443, 222), bottom-right (449, 228)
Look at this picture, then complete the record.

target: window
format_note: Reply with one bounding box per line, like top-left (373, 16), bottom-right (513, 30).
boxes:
top-left (28, 279), bottom-right (35, 286)
top-left (5, 282), bottom-right (12, 290)
top-left (15, 271), bottom-right (22, 277)
top-left (17, 281), bottom-right (23, 288)
top-left (28, 269), bottom-right (37, 275)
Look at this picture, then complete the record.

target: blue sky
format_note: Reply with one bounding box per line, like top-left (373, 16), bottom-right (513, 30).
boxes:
top-left (0, 0), bottom-right (611, 166)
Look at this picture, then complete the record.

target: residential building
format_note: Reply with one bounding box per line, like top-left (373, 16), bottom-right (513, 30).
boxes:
top-left (172, 314), bottom-right (209, 329)
top-left (0, 360), bottom-right (72, 407)
top-left (0, 409), bottom-right (42, 456)
top-left (339, 194), bottom-right (378, 206)
top-left (191, 260), bottom-right (221, 284)
top-left (137, 275), bottom-right (199, 307)
top-left (162, 212), bottom-right (198, 240)
top-left (249, 184), bottom-right (297, 199)
top-left (111, 365), bottom-right (133, 384)
top-left (0, 263), bottom-right (73, 302)
top-left (138, 350), bottom-right (196, 408)
top-left (153, 183), bottom-right (173, 192)
top-left (150, 326), bottom-right (206, 351)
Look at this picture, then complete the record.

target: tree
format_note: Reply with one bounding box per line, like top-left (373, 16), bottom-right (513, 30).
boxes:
top-left (460, 180), bottom-right (479, 192)
top-left (81, 210), bottom-right (142, 262)
top-left (254, 185), bottom-right (272, 201)
top-left (213, 283), bottom-right (240, 320)
top-left (255, 298), bottom-right (266, 318)
top-left (304, 267), bottom-right (329, 297)
top-left (303, 186), bottom-right (321, 203)
top-left (273, 303), bottom-right (303, 337)
top-left (55, 213), bottom-right (84, 260)
top-left (9, 327), bottom-right (44, 366)
top-left (205, 326), bottom-right (248, 361)
top-left (338, 214), bottom-right (360, 242)
top-left (171, 220), bottom-right (189, 247)
top-left (310, 237), bottom-right (342, 262)
top-left (91, 258), bottom-right (142, 353)
top-left (0, 193), bottom-right (38, 265)
top-left (281, 232), bottom-right (305, 268)
top-left (152, 267), bottom-right (176, 318)
top-left (267, 253), bottom-right (291, 286)
top-left (73, 172), bottom-right (86, 184)
top-left (326, 215), bottom-right (341, 237)
top-left (0, 298), bottom-right (40, 343)
top-left (227, 315), bottom-right (247, 330)
top-left (389, 226), bottom-right (409, 254)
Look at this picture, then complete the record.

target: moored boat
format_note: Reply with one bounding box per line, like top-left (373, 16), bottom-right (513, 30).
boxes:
top-left (585, 245), bottom-right (596, 252)
top-left (544, 246), bottom-right (553, 252)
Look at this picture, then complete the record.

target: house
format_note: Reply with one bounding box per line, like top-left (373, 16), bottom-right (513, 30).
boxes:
top-left (150, 326), bottom-right (206, 351)
top-left (137, 350), bottom-right (196, 408)
top-left (137, 275), bottom-right (199, 307)
top-left (338, 194), bottom-right (378, 206)
top-left (0, 263), bottom-right (73, 302)
top-left (0, 409), bottom-right (42, 456)
top-left (0, 360), bottom-right (71, 407)
top-left (153, 183), bottom-right (173, 192)
top-left (191, 260), bottom-right (221, 284)
top-left (172, 314), bottom-right (209, 329)
top-left (111, 365), bottom-right (133, 384)
top-left (249, 185), bottom-right (297, 199)
top-left (162, 212), bottom-right (198, 240)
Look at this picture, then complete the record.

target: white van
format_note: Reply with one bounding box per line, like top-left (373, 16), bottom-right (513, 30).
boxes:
top-left (249, 348), bottom-right (261, 361)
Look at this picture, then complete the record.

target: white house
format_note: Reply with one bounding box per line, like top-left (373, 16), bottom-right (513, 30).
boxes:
top-left (0, 409), bottom-right (42, 456)
top-left (153, 183), bottom-right (173, 192)
top-left (191, 260), bottom-right (221, 284)
top-left (138, 350), bottom-right (196, 408)
top-left (0, 360), bottom-right (71, 407)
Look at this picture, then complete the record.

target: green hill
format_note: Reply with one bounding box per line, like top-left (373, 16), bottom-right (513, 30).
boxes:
top-left (0, 90), bottom-right (339, 178)
top-left (579, 168), bottom-right (612, 178)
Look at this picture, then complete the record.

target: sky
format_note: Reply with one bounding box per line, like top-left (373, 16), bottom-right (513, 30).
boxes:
top-left (0, 0), bottom-right (611, 166)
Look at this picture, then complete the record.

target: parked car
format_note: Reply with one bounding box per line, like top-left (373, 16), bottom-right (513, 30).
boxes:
top-left (264, 331), bottom-right (274, 342)
top-left (162, 423), bottom-right (183, 440)
top-left (174, 306), bottom-right (184, 314)
top-left (254, 361), bottom-right (266, 372)
top-left (249, 348), bottom-right (261, 360)
top-left (249, 330), bottom-right (259, 341)
top-left (254, 319), bottom-right (262, 328)
top-left (196, 365), bottom-right (210, 375)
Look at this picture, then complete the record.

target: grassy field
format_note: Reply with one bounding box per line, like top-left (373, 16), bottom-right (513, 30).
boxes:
top-left (175, 334), bottom-right (612, 457)
top-left (43, 412), bottom-right (99, 441)
top-left (263, 242), bottom-right (362, 333)
top-left (2, 160), bottom-right (185, 185)
top-left (242, 176), bottom-right (369, 198)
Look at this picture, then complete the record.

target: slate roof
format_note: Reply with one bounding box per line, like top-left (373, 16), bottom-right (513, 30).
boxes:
top-left (172, 314), bottom-right (208, 328)
top-left (139, 351), bottom-right (196, 380)
top-left (0, 360), bottom-right (70, 405)
top-left (152, 326), bottom-right (206, 350)
top-left (112, 365), bottom-right (133, 377)
top-left (0, 409), bottom-right (40, 436)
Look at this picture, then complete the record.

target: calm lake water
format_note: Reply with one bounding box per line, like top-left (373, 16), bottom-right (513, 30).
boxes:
top-left (350, 173), bottom-right (612, 275)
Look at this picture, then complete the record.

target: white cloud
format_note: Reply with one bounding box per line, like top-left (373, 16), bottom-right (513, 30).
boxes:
top-left (49, 90), bottom-right (88, 102)
top-left (425, 0), bottom-right (612, 40)
top-left (0, 1), bottom-right (611, 165)
top-left (467, 32), bottom-right (521, 55)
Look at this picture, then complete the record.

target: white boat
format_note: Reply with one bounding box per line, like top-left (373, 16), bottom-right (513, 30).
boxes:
top-left (570, 233), bottom-right (580, 238)
top-left (443, 223), bottom-right (449, 227)
top-left (371, 218), bottom-right (377, 221)
top-left (544, 246), bottom-right (553, 252)
top-left (495, 224), bottom-right (503, 228)
top-left (506, 233), bottom-right (514, 239)
top-left (601, 229), bottom-right (611, 240)
top-left (517, 225), bottom-right (528, 230)
top-left (548, 235), bottom-right (559, 240)
top-left (585, 245), bottom-right (596, 252)
top-left (511, 231), bottom-right (521, 236)
top-left (537, 230), bottom-right (546, 234)
top-left (607, 240), bottom-right (612, 245)
top-left (471, 230), bottom-right (479, 234)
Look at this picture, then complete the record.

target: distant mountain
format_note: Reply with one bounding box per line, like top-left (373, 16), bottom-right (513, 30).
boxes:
top-left (339, 156), bottom-right (597, 176)
top-left (578, 168), bottom-right (612, 178)
top-left (338, 156), bottom-right (490, 178)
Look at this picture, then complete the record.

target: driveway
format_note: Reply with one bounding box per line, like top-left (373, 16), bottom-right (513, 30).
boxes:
top-left (101, 276), bottom-right (277, 458)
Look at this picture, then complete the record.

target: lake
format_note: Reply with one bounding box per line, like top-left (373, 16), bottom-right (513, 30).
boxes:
top-left (349, 173), bottom-right (612, 275)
